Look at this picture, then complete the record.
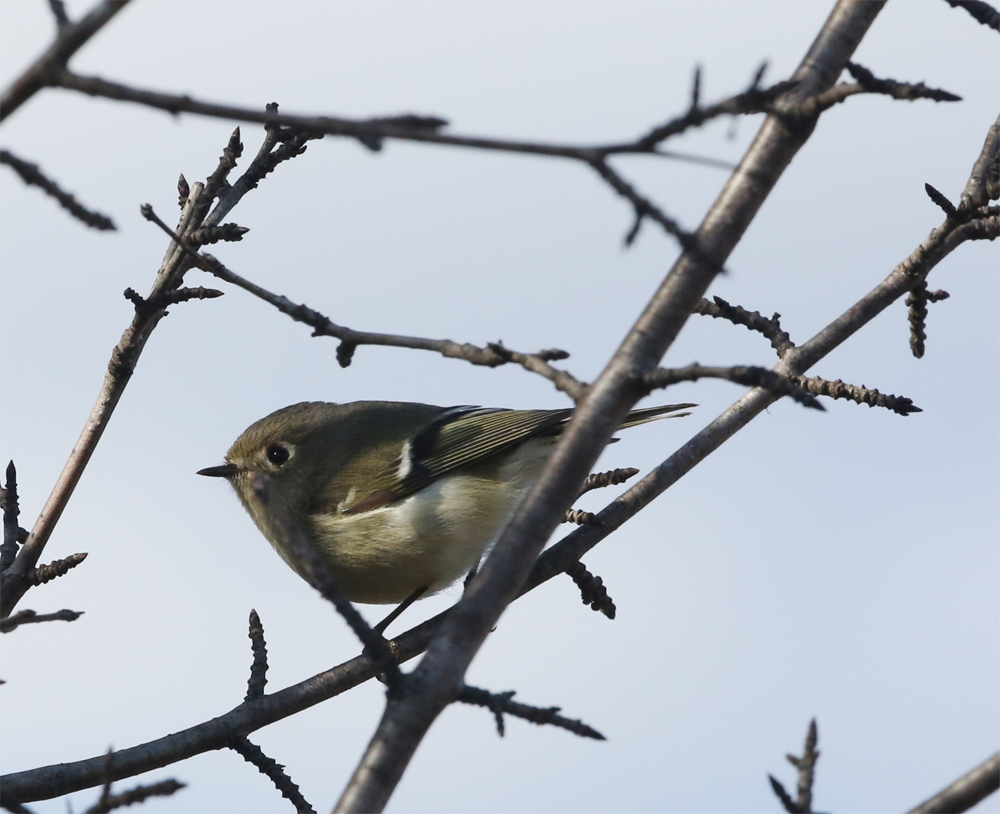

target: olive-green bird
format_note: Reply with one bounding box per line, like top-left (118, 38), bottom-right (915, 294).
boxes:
top-left (199, 400), bottom-right (693, 607)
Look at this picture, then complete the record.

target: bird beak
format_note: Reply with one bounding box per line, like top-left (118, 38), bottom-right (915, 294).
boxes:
top-left (197, 463), bottom-right (240, 478)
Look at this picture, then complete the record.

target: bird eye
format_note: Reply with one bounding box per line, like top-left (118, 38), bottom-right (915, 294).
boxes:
top-left (266, 444), bottom-right (290, 466)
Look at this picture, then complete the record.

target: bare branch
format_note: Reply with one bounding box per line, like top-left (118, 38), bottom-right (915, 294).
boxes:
top-left (335, 4), bottom-right (889, 810)
top-left (0, 149), bottom-right (116, 230)
top-left (564, 561), bottom-right (616, 619)
top-left (1, 461), bottom-right (23, 572)
top-left (0, 116), bottom-right (326, 618)
top-left (228, 738), bottom-right (315, 814)
top-left (83, 779), bottom-right (185, 813)
top-left (0, 182), bottom-right (206, 617)
top-left (457, 686), bottom-right (605, 741)
top-left (246, 472), bottom-right (401, 685)
top-left (589, 156), bottom-right (700, 251)
top-left (0, 0), bottom-right (131, 121)
top-left (693, 296), bottom-right (796, 357)
top-left (644, 363), bottom-right (825, 410)
top-left (485, 342), bottom-right (586, 401)
top-left (42, 66), bottom-right (799, 252)
top-left (943, 0), bottom-right (1000, 31)
top-left (768, 719), bottom-right (820, 814)
top-left (28, 552), bottom-right (88, 586)
top-left (245, 610), bottom-right (268, 702)
top-left (563, 508), bottom-right (599, 526)
top-left (905, 281), bottom-right (950, 358)
top-left (959, 117), bottom-right (1000, 210)
top-left (907, 751), bottom-right (1000, 814)
top-left (521, 117), bottom-right (1000, 632)
top-left (1, 608), bottom-right (83, 633)
top-left (845, 62), bottom-right (962, 102)
top-left (577, 467), bottom-right (640, 496)
top-left (47, 0), bottom-right (71, 29)
top-left (6, 94), bottom-right (980, 807)
top-left (791, 375), bottom-right (920, 415)
top-left (141, 202), bottom-right (587, 392)
top-left (632, 67), bottom-right (797, 150)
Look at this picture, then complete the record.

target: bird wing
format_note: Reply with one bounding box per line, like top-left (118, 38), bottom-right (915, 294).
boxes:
top-left (338, 403), bottom-right (694, 516)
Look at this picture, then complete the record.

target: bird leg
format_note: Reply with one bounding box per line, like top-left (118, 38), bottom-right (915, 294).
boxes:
top-left (373, 585), bottom-right (428, 636)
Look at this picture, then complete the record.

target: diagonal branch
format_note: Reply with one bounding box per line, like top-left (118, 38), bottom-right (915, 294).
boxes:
top-left (906, 751), bottom-right (1000, 814)
top-left (943, 0), bottom-right (1000, 31)
top-left (0, 150), bottom-right (116, 230)
top-left (643, 363), bottom-right (824, 410)
top-left (693, 296), bottom-right (796, 357)
top-left (457, 686), bottom-right (605, 740)
top-left (0, 125), bottom-right (313, 619)
top-left (0, 0), bottom-right (131, 121)
top-left (141, 203), bottom-right (589, 397)
top-left (334, 3), bottom-right (888, 811)
top-left (5, 74), bottom-right (994, 814)
top-left (228, 738), bottom-right (315, 814)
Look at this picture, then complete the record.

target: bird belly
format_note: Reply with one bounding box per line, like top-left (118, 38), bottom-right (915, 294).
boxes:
top-left (310, 440), bottom-right (551, 604)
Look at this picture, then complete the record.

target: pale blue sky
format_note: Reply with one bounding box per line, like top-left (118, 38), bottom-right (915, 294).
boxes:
top-left (1, 2), bottom-right (997, 812)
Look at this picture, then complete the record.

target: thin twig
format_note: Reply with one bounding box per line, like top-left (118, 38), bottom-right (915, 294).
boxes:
top-left (334, 5), bottom-right (890, 809)
top-left (1, 608), bottom-right (84, 633)
top-left (49, 67), bottom-right (796, 253)
top-left (0, 120), bottom-right (322, 618)
top-left (0, 0), bottom-right (132, 121)
top-left (28, 552), bottom-right (87, 586)
top-left (942, 0), bottom-right (1000, 31)
top-left (1, 461), bottom-right (23, 572)
top-left (485, 342), bottom-right (586, 401)
top-left (48, 0), bottom-right (71, 29)
top-left (7, 88), bottom-right (996, 814)
top-left (577, 467), bottom-right (640, 497)
top-left (228, 738), bottom-right (316, 814)
top-left (141, 202), bottom-right (588, 391)
top-left (845, 62), bottom-right (961, 102)
top-left (458, 686), bottom-right (605, 740)
top-left (0, 183), bottom-right (206, 617)
top-left (643, 363), bottom-right (825, 410)
top-left (564, 561), bottom-right (616, 619)
top-left (563, 508), bottom-right (600, 526)
top-left (83, 779), bottom-right (185, 813)
top-left (247, 472), bottom-right (402, 685)
top-left (791, 374), bottom-right (920, 415)
top-left (0, 149), bottom-right (116, 230)
top-left (693, 296), bottom-right (796, 358)
top-left (50, 67), bottom-right (787, 162)
top-left (246, 610), bottom-right (268, 701)
top-left (768, 719), bottom-right (820, 814)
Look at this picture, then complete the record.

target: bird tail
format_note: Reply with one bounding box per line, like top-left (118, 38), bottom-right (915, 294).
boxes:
top-left (618, 403), bottom-right (696, 429)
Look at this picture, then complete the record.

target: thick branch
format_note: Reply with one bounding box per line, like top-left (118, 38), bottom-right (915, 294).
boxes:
top-left (4, 92), bottom-right (995, 814)
top-left (335, 3), bottom-right (887, 811)
top-left (907, 752), bottom-right (1000, 814)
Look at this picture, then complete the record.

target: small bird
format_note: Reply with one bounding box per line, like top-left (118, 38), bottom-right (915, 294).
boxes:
top-left (198, 401), bottom-right (693, 611)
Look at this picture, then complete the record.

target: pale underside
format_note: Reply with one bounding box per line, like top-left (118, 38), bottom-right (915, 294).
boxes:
top-left (286, 437), bottom-right (553, 604)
